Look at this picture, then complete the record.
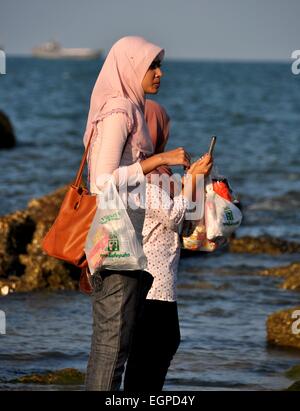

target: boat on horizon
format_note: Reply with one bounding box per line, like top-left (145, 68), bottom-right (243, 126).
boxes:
top-left (32, 41), bottom-right (102, 60)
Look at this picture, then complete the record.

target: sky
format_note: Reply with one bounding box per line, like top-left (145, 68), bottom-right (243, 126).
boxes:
top-left (0, 0), bottom-right (299, 60)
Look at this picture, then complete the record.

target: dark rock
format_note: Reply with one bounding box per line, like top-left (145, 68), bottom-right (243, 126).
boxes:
top-left (0, 210), bottom-right (35, 277)
top-left (285, 364), bottom-right (300, 380)
top-left (259, 263), bottom-right (300, 291)
top-left (267, 307), bottom-right (300, 350)
top-left (0, 184), bottom-right (80, 294)
top-left (0, 111), bottom-right (16, 149)
top-left (260, 263), bottom-right (300, 278)
top-left (229, 235), bottom-right (300, 255)
top-left (26, 185), bottom-right (68, 225)
top-left (285, 381), bottom-right (300, 391)
top-left (178, 281), bottom-right (216, 290)
top-left (281, 274), bottom-right (300, 291)
top-left (17, 185), bottom-right (79, 292)
top-left (10, 368), bottom-right (85, 385)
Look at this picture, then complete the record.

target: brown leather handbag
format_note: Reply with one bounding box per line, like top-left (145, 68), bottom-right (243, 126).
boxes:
top-left (42, 128), bottom-right (97, 268)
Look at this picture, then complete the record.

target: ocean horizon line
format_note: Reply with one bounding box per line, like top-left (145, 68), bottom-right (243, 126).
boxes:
top-left (2, 54), bottom-right (291, 65)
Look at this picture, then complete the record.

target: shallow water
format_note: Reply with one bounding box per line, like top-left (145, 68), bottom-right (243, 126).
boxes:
top-left (1, 58), bottom-right (300, 242)
top-left (0, 252), bottom-right (300, 391)
top-left (0, 58), bottom-right (300, 390)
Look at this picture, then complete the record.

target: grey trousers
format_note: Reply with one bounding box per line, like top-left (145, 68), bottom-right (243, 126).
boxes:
top-left (85, 269), bottom-right (153, 391)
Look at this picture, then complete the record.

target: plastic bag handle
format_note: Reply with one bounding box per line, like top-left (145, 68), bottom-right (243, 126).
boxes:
top-left (205, 174), bottom-right (214, 194)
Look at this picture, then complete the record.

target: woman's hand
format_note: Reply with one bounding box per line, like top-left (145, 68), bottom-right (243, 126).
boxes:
top-left (187, 153), bottom-right (213, 176)
top-left (158, 147), bottom-right (191, 168)
top-left (181, 153), bottom-right (213, 202)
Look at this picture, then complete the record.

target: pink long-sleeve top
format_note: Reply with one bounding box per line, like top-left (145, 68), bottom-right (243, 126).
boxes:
top-left (88, 112), bottom-right (147, 244)
top-left (88, 112), bottom-right (146, 193)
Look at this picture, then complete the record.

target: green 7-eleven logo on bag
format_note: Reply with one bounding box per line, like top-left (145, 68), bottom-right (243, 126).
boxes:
top-left (224, 207), bottom-right (234, 222)
top-left (107, 234), bottom-right (120, 252)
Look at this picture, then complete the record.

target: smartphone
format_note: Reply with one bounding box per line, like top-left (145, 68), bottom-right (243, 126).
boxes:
top-left (208, 135), bottom-right (217, 156)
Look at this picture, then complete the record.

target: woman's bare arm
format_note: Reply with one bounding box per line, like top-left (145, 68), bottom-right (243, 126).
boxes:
top-left (140, 147), bottom-right (190, 174)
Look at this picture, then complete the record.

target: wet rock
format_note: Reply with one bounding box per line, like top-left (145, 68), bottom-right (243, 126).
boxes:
top-left (178, 281), bottom-right (216, 290)
top-left (259, 263), bottom-right (300, 291)
top-left (229, 235), bottom-right (300, 255)
top-left (0, 184), bottom-right (80, 294)
top-left (26, 185), bottom-right (68, 225)
top-left (22, 185), bottom-right (79, 291)
top-left (267, 307), bottom-right (300, 350)
top-left (0, 210), bottom-right (35, 277)
top-left (285, 381), bottom-right (300, 391)
top-left (285, 364), bottom-right (300, 380)
top-left (260, 263), bottom-right (300, 277)
top-left (283, 365), bottom-right (300, 390)
top-left (0, 110), bottom-right (16, 149)
top-left (0, 276), bottom-right (21, 295)
top-left (281, 274), bottom-right (300, 291)
top-left (0, 284), bottom-right (9, 296)
top-left (10, 368), bottom-right (85, 385)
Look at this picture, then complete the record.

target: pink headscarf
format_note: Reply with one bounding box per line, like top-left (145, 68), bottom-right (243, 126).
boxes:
top-left (145, 99), bottom-right (177, 197)
top-left (83, 36), bottom-right (164, 157)
top-left (144, 99), bottom-right (172, 176)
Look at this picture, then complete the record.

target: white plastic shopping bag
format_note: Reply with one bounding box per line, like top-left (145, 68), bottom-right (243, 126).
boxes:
top-left (205, 178), bottom-right (242, 240)
top-left (84, 180), bottom-right (147, 274)
top-left (181, 217), bottom-right (228, 252)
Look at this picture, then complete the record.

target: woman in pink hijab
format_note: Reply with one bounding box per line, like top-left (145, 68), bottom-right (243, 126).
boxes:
top-left (84, 36), bottom-right (192, 391)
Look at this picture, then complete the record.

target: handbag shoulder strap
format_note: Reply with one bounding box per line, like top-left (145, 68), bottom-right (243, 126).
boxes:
top-left (73, 127), bottom-right (95, 187)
